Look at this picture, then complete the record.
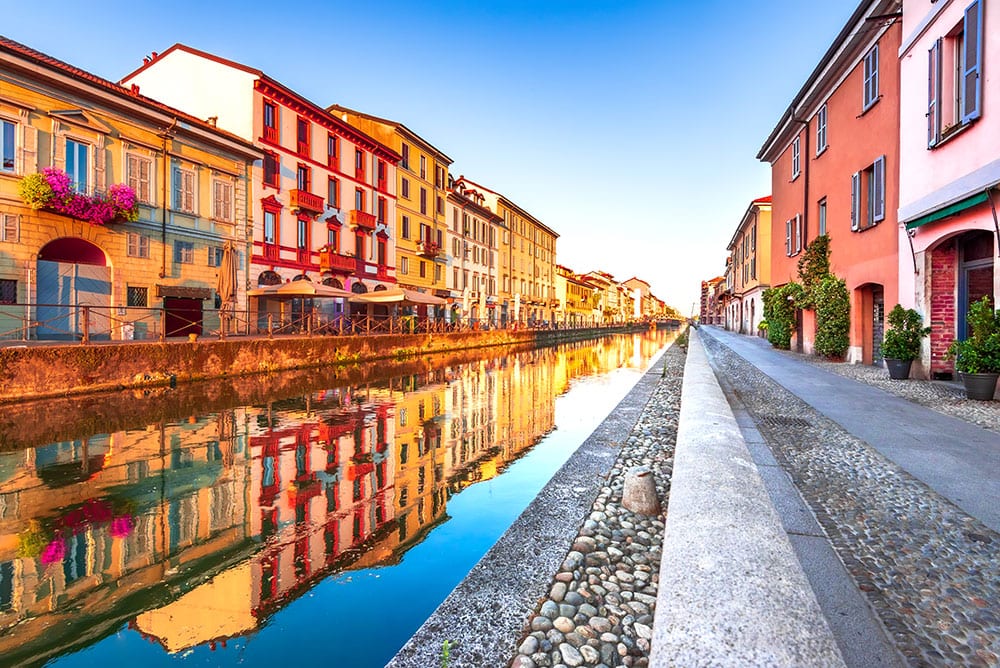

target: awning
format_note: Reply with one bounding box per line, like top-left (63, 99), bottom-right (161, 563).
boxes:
top-left (247, 282), bottom-right (353, 299)
top-left (156, 285), bottom-right (212, 300)
top-left (905, 192), bottom-right (990, 230)
top-left (348, 288), bottom-right (446, 305)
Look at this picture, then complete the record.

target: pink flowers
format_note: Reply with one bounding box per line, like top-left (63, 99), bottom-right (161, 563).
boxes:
top-left (18, 168), bottom-right (139, 225)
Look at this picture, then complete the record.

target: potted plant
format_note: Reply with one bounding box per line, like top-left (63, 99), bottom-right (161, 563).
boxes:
top-left (881, 305), bottom-right (931, 379)
top-left (947, 296), bottom-right (1000, 400)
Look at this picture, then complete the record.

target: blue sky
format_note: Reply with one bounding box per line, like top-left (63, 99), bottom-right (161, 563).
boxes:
top-left (5, 0), bottom-right (857, 313)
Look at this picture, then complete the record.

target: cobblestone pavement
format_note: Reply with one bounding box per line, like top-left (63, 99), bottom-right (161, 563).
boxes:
top-left (807, 356), bottom-right (1000, 435)
top-left (510, 346), bottom-right (684, 668)
top-left (702, 335), bottom-right (1000, 668)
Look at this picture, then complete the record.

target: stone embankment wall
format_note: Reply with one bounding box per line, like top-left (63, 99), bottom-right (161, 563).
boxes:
top-left (0, 326), bottom-right (637, 404)
top-left (650, 329), bottom-right (845, 666)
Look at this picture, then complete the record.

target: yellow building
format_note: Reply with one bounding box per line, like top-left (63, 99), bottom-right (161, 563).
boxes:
top-left (452, 177), bottom-right (558, 326)
top-left (725, 196), bottom-right (772, 334)
top-left (0, 37), bottom-right (261, 341)
top-left (328, 106), bottom-right (452, 312)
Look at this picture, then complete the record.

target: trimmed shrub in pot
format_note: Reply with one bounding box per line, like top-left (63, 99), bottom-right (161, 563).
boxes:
top-left (881, 305), bottom-right (930, 379)
top-left (947, 296), bottom-right (1000, 400)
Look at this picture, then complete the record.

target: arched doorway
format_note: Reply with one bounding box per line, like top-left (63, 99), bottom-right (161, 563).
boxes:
top-left (36, 238), bottom-right (111, 340)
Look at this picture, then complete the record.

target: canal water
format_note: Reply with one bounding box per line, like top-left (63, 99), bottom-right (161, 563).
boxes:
top-left (0, 330), bottom-right (676, 667)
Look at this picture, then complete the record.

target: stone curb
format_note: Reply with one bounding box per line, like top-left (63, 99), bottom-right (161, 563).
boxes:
top-left (649, 329), bottom-right (846, 667)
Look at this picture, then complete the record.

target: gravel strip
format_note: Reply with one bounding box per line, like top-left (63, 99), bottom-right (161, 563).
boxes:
top-left (702, 335), bottom-right (1000, 668)
top-left (510, 346), bottom-right (684, 668)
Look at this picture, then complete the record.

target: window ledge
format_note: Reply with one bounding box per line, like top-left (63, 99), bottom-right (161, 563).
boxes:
top-left (929, 120), bottom-right (974, 149)
top-left (815, 145), bottom-right (828, 158)
top-left (859, 96), bottom-right (881, 117)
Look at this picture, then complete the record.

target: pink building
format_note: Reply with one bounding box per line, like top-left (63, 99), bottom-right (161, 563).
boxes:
top-left (897, 0), bottom-right (996, 378)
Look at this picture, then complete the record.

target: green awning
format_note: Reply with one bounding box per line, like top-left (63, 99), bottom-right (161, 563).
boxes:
top-left (905, 191), bottom-right (990, 230)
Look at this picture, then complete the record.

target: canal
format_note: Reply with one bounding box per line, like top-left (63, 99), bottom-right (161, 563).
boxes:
top-left (0, 329), bottom-right (677, 667)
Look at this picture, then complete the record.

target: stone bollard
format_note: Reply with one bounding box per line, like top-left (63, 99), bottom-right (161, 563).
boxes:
top-left (622, 465), bottom-right (661, 515)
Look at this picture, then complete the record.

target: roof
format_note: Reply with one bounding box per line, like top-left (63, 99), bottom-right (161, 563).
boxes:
top-left (328, 104), bottom-right (453, 165)
top-left (455, 176), bottom-right (560, 238)
top-left (120, 43), bottom-right (397, 161)
top-left (727, 195), bottom-right (772, 250)
top-left (0, 35), bottom-right (259, 156)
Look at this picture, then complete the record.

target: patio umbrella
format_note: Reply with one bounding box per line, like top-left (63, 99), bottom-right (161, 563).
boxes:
top-left (216, 241), bottom-right (237, 309)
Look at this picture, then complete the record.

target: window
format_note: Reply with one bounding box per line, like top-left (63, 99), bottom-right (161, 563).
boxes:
top-left (435, 166), bottom-right (444, 188)
top-left (173, 167), bottom-right (195, 212)
top-left (327, 225), bottom-right (338, 251)
top-left (0, 279), bottom-right (16, 304)
top-left (419, 155), bottom-right (426, 179)
top-left (328, 134), bottom-right (339, 169)
top-left (296, 117), bottom-right (310, 156)
top-left (127, 232), bottom-right (149, 258)
top-left (1, 119), bottom-right (15, 173)
top-left (355, 149), bottom-right (365, 178)
top-left (401, 215), bottom-right (410, 239)
top-left (401, 143), bottom-right (410, 170)
top-left (1, 213), bottom-right (18, 242)
top-left (420, 187), bottom-right (427, 215)
top-left (66, 138), bottom-right (89, 193)
top-left (377, 196), bottom-right (387, 224)
top-left (328, 177), bottom-right (339, 208)
top-left (401, 177), bottom-right (410, 199)
top-left (263, 101), bottom-right (278, 141)
top-left (174, 240), bottom-right (195, 264)
top-left (851, 156), bottom-right (886, 231)
top-left (377, 160), bottom-right (386, 188)
top-left (126, 153), bottom-right (152, 203)
top-left (355, 188), bottom-right (365, 211)
top-left (263, 152), bottom-right (279, 188)
top-left (928, 0), bottom-right (983, 146)
top-left (863, 44), bottom-right (879, 110)
top-left (400, 256), bottom-right (409, 275)
top-left (436, 229), bottom-right (443, 248)
top-left (264, 210), bottom-right (277, 244)
top-left (816, 104), bottom-right (828, 154)
top-left (297, 164), bottom-right (310, 191)
top-left (208, 246), bottom-right (224, 266)
top-left (297, 218), bottom-right (308, 250)
top-left (213, 179), bottom-right (233, 221)
top-left (436, 195), bottom-right (444, 215)
top-left (419, 260), bottom-right (426, 278)
top-left (818, 198), bottom-right (827, 236)
top-left (791, 136), bottom-right (800, 179)
top-left (784, 215), bottom-right (803, 256)
top-left (127, 286), bottom-right (148, 307)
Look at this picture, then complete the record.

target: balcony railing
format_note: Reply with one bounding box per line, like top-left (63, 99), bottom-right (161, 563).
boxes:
top-left (289, 189), bottom-right (325, 215)
top-left (350, 209), bottom-right (377, 230)
top-left (297, 141), bottom-right (310, 157)
top-left (319, 248), bottom-right (357, 273)
top-left (263, 125), bottom-right (278, 143)
top-left (297, 248), bottom-right (311, 265)
top-left (418, 240), bottom-right (441, 258)
top-left (263, 243), bottom-right (279, 260)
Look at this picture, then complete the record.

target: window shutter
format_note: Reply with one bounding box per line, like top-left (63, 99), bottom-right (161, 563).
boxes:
top-left (928, 40), bottom-right (942, 146)
top-left (795, 214), bottom-right (802, 253)
top-left (962, 0), bottom-right (983, 123)
top-left (17, 123), bottom-right (37, 175)
top-left (53, 125), bottom-right (66, 170)
top-left (873, 156), bottom-right (886, 222)
top-left (851, 172), bottom-right (861, 231)
top-left (172, 166), bottom-right (182, 210)
top-left (785, 219), bottom-right (792, 256)
top-left (93, 138), bottom-right (106, 194)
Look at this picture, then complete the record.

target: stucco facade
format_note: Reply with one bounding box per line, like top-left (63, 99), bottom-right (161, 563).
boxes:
top-left (725, 196), bottom-right (772, 335)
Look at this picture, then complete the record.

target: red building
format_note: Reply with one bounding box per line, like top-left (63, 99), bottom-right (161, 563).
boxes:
top-left (758, 0), bottom-right (902, 363)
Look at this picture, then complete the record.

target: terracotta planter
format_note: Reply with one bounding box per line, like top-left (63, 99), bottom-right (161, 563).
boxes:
top-left (885, 358), bottom-right (912, 380)
top-left (959, 372), bottom-right (999, 401)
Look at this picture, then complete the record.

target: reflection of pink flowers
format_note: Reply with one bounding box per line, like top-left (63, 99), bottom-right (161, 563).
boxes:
top-left (110, 515), bottom-right (134, 538)
top-left (41, 538), bottom-right (65, 565)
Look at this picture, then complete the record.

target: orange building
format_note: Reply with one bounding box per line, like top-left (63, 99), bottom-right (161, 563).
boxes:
top-left (758, 0), bottom-right (901, 363)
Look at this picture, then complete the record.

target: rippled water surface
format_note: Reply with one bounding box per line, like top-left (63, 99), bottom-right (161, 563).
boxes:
top-left (0, 330), bottom-right (676, 667)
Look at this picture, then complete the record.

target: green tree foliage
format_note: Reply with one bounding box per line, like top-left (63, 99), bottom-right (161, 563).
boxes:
top-left (797, 235), bottom-right (830, 310)
top-left (882, 305), bottom-right (930, 361)
top-left (947, 296), bottom-right (1000, 373)
top-left (762, 283), bottom-right (803, 350)
top-left (813, 275), bottom-right (850, 358)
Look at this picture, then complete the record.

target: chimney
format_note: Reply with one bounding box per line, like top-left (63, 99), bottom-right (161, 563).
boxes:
top-left (207, 116), bottom-right (218, 127)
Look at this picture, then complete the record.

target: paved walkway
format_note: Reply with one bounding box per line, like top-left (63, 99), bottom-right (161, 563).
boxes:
top-left (701, 326), bottom-right (1000, 532)
top-left (699, 326), bottom-right (1000, 667)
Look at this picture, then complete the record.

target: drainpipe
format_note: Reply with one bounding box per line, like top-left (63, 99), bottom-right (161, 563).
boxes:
top-left (986, 187), bottom-right (1000, 257)
top-left (158, 119), bottom-right (178, 279)
top-left (792, 113), bottom-right (810, 244)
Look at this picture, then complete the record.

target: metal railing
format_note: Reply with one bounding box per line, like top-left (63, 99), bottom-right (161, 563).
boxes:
top-left (0, 301), bottom-right (643, 345)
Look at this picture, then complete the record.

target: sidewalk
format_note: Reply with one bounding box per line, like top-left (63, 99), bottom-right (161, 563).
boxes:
top-left (699, 326), bottom-right (1000, 667)
top-left (700, 325), bottom-right (1000, 532)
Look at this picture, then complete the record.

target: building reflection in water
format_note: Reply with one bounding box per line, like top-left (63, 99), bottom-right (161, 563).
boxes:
top-left (0, 331), bottom-right (675, 664)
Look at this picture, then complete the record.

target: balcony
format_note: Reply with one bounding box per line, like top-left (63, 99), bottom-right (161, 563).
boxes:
top-left (319, 247), bottom-right (356, 273)
top-left (289, 189), bottom-right (324, 215)
top-left (377, 177), bottom-right (388, 192)
top-left (297, 141), bottom-right (310, 157)
top-left (350, 209), bottom-right (377, 230)
top-left (418, 240), bottom-right (441, 258)
top-left (263, 125), bottom-right (278, 143)
top-left (297, 248), bottom-right (311, 265)
top-left (263, 243), bottom-right (279, 261)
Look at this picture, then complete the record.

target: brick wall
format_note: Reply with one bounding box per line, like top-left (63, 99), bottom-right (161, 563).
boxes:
top-left (929, 241), bottom-right (957, 374)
